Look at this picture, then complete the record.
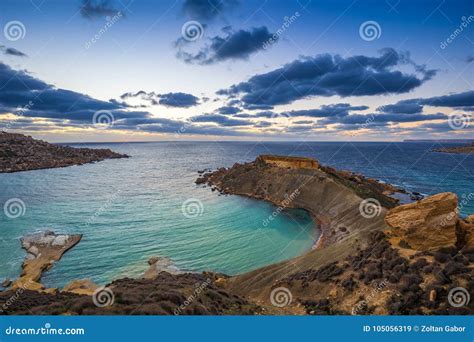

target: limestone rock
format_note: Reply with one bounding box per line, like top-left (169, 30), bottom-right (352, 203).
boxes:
top-left (460, 215), bottom-right (474, 248)
top-left (385, 193), bottom-right (458, 251)
top-left (62, 279), bottom-right (99, 295)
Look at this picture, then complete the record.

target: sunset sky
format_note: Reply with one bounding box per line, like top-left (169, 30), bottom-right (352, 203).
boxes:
top-left (0, 0), bottom-right (473, 142)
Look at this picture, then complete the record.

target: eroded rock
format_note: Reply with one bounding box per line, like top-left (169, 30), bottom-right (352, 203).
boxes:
top-left (385, 193), bottom-right (458, 251)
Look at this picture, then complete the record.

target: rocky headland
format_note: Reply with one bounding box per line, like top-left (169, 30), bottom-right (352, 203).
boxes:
top-left (1, 155), bottom-right (473, 315)
top-left (0, 132), bottom-right (128, 173)
top-left (432, 142), bottom-right (474, 154)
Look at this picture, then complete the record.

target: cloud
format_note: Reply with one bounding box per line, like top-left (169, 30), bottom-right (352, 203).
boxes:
top-left (0, 62), bottom-right (148, 122)
top-left (467, 55), bottom-right (474, 63)
top-left (80, 0), bottom-right (121, 19)
top-left (217, 106), bottom-right (241, 114)
top-left (217, 48), bottom-right (437, 106)
top-left (121, 91), bottom-right (200, 107)
top-left (378, 90), bottom-right (474, 114)
top-left (176, 26), bottom-right (274, 65)
top-left (182, 0), bottom-right (239, 21)
top-left (158, 92), bottom-right (200, 107)
top-left (189, 113), bottom-right (252, 126)
top-left (0, 46), bottom-right (27, 57)
top-left (284, 103), bottom-right (369, 118)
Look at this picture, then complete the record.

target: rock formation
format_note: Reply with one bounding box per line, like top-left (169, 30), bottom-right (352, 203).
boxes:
top-left (12, 231), bottom-right (82, 291)
top-left (384, 193), bottom-right (459, 251)
top-left (0, 131), bottom-right (128, 173)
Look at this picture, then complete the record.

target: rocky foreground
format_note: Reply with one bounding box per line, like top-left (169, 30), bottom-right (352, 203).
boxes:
top-left (0, 132), bottom-right (128, 173)
top-left (432, 142), bottom-right (474, 154)
top-left (1, 155), bottom-right (473, 315)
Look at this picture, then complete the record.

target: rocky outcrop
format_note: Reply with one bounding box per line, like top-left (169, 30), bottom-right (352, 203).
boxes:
top-left (12, 231), bottom-right (82, 291)
top-left (432, 142), bottom-right (474, 154)
top-left (257, 155), bottom-right (319, 169)
top-left (385, 193), bottom-right (459, 251)
top-left (62, 279), bottom-right (99, 296)
top-left (0, 132), bottom-right (128, 173)
top-left (460, 215), bottom-right (474, 248)
top-left (143, 256), bottom-right (182, 279)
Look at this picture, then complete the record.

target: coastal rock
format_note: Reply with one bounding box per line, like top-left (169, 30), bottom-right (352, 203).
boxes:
top-left (0, 132), bottom-right (129, 173)
top-left (460, 215), bottom-right (474, 248)
top-left (1, 279), bottom-right (12, 288)
top-left (385, 193), bottom-right (458, 251)
top-left (12, 231), bottom-right (82, 291)
top-left (143, 256), bottom-right (181, 279)
top-left (62, 279), bottom-right (99, 296)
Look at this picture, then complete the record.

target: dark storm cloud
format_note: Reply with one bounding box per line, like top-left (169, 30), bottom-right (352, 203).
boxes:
top-left (0, 62), bottom-right (148, 122)
top-left (182, 0), bottom-right (239, 21)
top-left (284, 103), bottom-right (369, 118)
top-left (121, 91), bottom-right (200, 108)
top-left (0, 46), bottom-right (27, 57)
top-left (80, 0), bottom-right (121, 19)
top-left (176, 26), bottom-right (274, 65)
top-left (217, 48), bottom-right (437, 106)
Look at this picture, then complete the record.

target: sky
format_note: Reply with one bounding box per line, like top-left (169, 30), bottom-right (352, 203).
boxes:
top-left (0, 0), bottom-right (473, 142)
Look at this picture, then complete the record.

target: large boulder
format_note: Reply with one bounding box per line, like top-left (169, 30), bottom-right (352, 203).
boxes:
top-left (385, 192), bottom-right (458, 251)
top-left (460, 215), bottom-right (474, 248)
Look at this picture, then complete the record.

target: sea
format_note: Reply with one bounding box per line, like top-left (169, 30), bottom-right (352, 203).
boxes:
top-left (0, 141), bottom-right (473, 288)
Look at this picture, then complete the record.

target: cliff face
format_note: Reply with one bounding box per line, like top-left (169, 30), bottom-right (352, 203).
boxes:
top-left (0, 132), bottom-right (128, 173)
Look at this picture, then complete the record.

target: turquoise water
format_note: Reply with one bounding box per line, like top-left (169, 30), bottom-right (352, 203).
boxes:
top-left (1, 141), bottom-right (473, 288)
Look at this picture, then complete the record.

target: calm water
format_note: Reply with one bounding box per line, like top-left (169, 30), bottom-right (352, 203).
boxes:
top-left (0, 141), bottom-right (473, 287)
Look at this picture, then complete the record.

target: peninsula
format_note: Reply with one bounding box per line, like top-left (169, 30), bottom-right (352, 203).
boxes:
top-left (0, 132), bottom-right (128, 173)
top-left (432, 142), bottom-right (474, 154)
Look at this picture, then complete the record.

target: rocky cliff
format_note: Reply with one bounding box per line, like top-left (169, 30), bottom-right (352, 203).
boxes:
top-left (0, 132), bottom-right (128, 173)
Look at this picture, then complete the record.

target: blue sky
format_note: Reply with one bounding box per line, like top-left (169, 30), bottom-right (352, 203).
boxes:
top-left (0, 0), bottom-right (472, 142)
